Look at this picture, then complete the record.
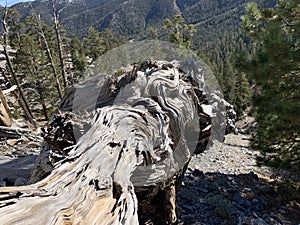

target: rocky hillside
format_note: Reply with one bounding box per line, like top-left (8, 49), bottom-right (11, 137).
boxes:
top-left (177, 133), bottom-right (300, 225)
top-left (1, 130), bottom-right (299, 224)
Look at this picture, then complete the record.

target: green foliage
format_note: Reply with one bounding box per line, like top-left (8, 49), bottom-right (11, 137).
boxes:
top-left (3, 6), bottom-right (128, 122)
top-left (83, 27), bottom-right (126, 61)
top-left (234, 72), bottom-right (252, 116)
top-left (6, 8), bottom-right (23, 49)
top-left (146, 26), bottom-right (158, 39)
top-left (239, 0), bottom-right (300, 173)
top-left (197, 31), bottom-right (253, 117)
top-left (6, 11), bottom-right (63, 120)
top-left (83, 27), bottom-right (105, 61)
top-left (206, 193), bottom-right (236, 224)
top-left (163, 14), bottom-right (196, 48)
top-left (70, 37), bottom-right (87, 79)
top-left (99, 28), bottom-right (127, 51)
top-left (276, 179), bottom-right (300, 202)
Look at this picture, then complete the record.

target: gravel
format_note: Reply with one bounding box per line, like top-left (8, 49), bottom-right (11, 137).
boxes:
top-left (0, 132), bottom-right (299, 225)
top-left (177, 134), bottom-right (300, 225)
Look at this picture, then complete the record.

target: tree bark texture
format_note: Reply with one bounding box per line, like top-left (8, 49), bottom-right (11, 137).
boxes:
top-left (0, 61), bottom-right (216, 224)
top-left (52, 0), bottom-right (68, 89)
top-left (0, 88), bottom-right (12, 127)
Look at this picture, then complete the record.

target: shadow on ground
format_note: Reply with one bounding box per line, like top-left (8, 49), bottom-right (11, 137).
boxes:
top-left (177, 169), bottom-right (300, 225)
top-left (0, 155), bottom-right (36, 186)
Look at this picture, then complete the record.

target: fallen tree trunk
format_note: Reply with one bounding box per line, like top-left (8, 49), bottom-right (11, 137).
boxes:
top-left (0, 126), bottom-right (33, 140)
top-left (0, 60), bottom-right (220, 224)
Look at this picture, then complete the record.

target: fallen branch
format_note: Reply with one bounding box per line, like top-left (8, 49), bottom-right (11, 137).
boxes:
top-left (0, 126), bottom-right (33, 140)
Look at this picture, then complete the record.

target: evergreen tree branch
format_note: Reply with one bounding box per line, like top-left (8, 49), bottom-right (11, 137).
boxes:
top-left (1, 5), bottom-right (36, 126)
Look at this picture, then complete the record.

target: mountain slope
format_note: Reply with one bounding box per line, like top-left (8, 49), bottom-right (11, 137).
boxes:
top-left (11, 0), bottom-right (179, 38)
top-left (11, 0), bottom-right (277, 40)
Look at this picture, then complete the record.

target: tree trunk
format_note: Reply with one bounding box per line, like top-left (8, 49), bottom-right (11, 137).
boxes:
top-left (0, 125), bottom-right (32, 139)
top-left (0, 68), bottom-right (37, 126)
top-left (52, 0), bottom-right (68, 89)
top-left (0, 88), bottom-right (12, 127)
top-left (0, 61), bottom-right (215, 224)
top-left (33, 13), bottom-right (63, 99)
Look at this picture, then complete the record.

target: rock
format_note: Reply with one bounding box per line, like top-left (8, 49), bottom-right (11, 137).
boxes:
top-left (250, 218), bottom-right (268, 225)
top-left (278, 208), bottom-right (287, 215)
top-left (0, 155), bottom-right (37, 183)
top-left (14, 177), bottom-right (27, 186)
top-left (241, 187), bottom-right (256, 199)
top-left (0, 178), bottom-right (6, 187)
top-left (197, 187), bottom-right (209, 193)
top-left (180, 204), bottom-right (195, 213)
top-left (238, 216), bottom-right (268, 225)
top-left (248, 171), bottom-right (259, 180)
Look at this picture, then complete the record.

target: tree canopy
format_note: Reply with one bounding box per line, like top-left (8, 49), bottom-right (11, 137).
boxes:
top-left (239, 0), bottom-right (300, 172)
top-left (163, 14), bottom-right (196, 49)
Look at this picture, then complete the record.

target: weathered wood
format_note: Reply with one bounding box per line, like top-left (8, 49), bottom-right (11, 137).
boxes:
top-left (0, 61), bottom-right (215, 224)
top-left (52, 0), bottom-right (68, 89)
top-left (0, 88), bottom-right (12, 127)
top-left (0, 126), bottom-right (33, 140)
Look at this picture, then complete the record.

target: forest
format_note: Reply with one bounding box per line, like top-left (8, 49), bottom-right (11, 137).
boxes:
top-left (0, 0), bottom-right (299, 224)
top-left (0, 0), bottom-right (299, 190)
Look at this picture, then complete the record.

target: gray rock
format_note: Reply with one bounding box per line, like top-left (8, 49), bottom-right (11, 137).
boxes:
top-left (0, 155), bottom-right (37, 181)
top-left (14, 177), bottom-right (27, 186)
top-left (238, 216), bottom-right (268, 225)
top-left (0, 178), bottom-right (6, 187)
top-left (278, 208), bottom-right (287, 215)
top-left (250, 218), bottom-right (268, 225)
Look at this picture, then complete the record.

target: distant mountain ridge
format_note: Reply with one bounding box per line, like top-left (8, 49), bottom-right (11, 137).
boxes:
top-left (0, 0), bottom-right (33, 7)
top-left (10, 0), bottom-right (276, 41)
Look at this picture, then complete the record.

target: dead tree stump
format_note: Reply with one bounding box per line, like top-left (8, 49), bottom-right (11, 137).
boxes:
top-left (0, 61), bottom-right (220, 224)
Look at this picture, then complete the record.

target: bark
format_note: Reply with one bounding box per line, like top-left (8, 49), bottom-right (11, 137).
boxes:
top-left (0, 61), bottom-right (215, 224)
top-left (41, 101), bottom-right (49, 121)
top-left (52, 0), bottom-right (68, 89)
top-left (0, 88), bottom-right (12, 127)
top-left (0, 125), bottom-right (32, 139)
top-left (0, 68), bottom-right (35, 125)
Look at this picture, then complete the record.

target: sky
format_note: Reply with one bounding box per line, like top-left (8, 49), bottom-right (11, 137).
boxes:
top-left (0, 0), bottom-right (33, 7)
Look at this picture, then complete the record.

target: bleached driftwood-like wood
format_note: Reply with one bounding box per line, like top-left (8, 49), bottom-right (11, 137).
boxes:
top-left (0, 88), bottom-right (12, 127)
top-left (0, 126), bottom-right (33, 140)
top-left (0, 60), bottom-right (214, 224)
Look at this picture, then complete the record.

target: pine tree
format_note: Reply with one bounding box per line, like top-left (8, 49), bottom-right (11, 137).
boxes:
top-left (1, 7), bottom-right (36, 125)
top-left (240, 0), bottom-right (300, 172)
top-left (163, 14), bottom-right (196, 48)
top-left (233, 72), bottom-right (252, 116)
top-left (99, 28), bottom-right (127, 52)
top-left (83, 27), bottom-right (105, 61)
top-left (146, 26), bottom-right (158, 39)
top-left (70, 37), bottom-right (87, 80)
top-left (8, 12), bottom-right (63, 120)
top-left (197, 32), bottom-right (253, 118)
